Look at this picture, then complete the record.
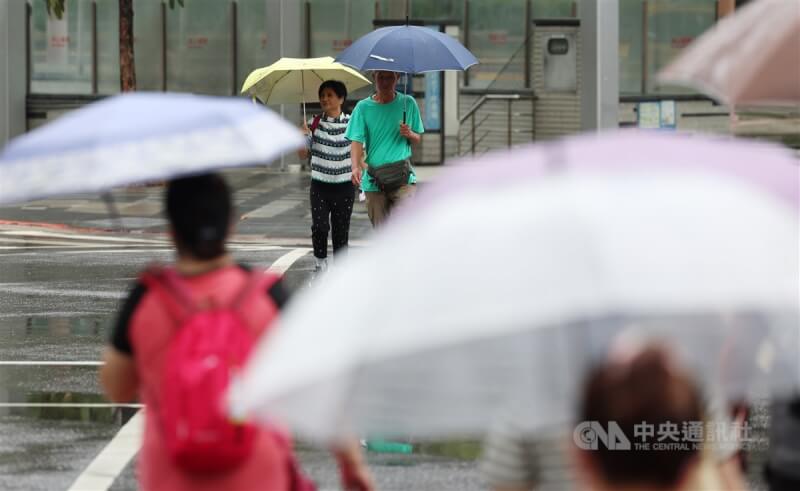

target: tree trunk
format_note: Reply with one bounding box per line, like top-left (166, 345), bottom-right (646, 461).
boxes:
top-left (119, 0), bottom-right (136, 92)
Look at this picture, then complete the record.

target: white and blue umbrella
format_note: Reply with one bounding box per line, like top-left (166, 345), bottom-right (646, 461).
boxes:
top-left (0, 92), bottom-right (305, 205)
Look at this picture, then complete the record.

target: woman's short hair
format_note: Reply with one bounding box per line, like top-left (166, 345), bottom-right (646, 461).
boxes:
top-left (319, 80), bottom-right (347, 101)
top-left (578, 346), bottom-right (702, 488)
top-left (166, 173), bottom-right (231, 260)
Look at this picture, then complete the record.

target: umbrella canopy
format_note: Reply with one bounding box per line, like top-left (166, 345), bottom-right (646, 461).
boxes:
top-left (0, 92), bottom-right (305, 206)
top-left (231, 131), bottom-right (800, 442)
top-left (658, 0), bottom-right (800, 106)
top-left (334, 24), bottom-right (478, 74)
top-left (240, 56), bottom-right (372, 105)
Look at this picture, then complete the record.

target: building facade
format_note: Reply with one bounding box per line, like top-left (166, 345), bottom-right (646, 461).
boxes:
top-left (2, 0), bottom-right (760, 161)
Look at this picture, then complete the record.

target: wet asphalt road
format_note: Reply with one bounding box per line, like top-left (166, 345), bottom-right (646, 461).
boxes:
top-left (0, 236), bottom-right (483, 491)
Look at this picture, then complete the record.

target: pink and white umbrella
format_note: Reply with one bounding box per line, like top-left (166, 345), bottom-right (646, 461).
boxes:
top-left (658, 0), bottom-right (800, 107)
top-left (231, 131), bottom-right (799, 442)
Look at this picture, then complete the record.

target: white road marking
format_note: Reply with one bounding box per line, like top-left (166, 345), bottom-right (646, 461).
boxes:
top-left (0, 244), bottom-right (283, 255)
top-left (66, 411), bottom-right (144, 491)
top-left (0, 311), bottom-right (97, 318)
top-left (0, 230), bottom-right (168, 244)
top-left (267, 247), bottom-right (311, 274)
top-left (0, 361), bottom-right (103, 366)
top-left (0, 237), bottom-right (136, 247)
top-left (0, 248), bottom-right (175, 256)
top-left (0, 403), bottom-right (141, 408)
top-left (0, 285), bottom-right (126, 299)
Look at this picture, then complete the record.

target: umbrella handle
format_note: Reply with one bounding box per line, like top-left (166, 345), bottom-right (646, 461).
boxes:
top-left (403, 72), bottom-right (408, 125)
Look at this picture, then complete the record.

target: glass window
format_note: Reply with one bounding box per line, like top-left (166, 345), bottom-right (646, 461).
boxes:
top-left (408, 0), bottom-right (463, 20)
top-left (309, 0), bottom-right (374, 58)
top-left (95, 0), bottom-right (119, 94)
top-left (532, 0), bottom-right (574, 18)
top-left (466, 0), bottom-right (526, 89)
top-left (29, 0), bottom-right (93, 94)
top-left (618, 0), bottom-right (716, 96)
top-left (165, 0), bottom-right (232, 95)
top-left (644, 0), bottom-right (716, 94)
top-left (133, 0), bottom-right (167, 91)
top-left (31, 0), bottom-right (170, 95)
top-left (236, 0), bottom-right (269, 95)
top-left (619, 0), bottom-right (644, 95)
top-left (308, 0), bottom-right (375, 101)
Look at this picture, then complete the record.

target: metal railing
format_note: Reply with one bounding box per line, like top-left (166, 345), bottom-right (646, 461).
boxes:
top-left (457, 93), bottom-right (534, 156)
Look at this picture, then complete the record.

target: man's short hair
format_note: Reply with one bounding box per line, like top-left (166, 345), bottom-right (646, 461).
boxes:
top-left (319, 80), bottom-right (347, 101)
top-left (166, 173), bottom-right (231, 260)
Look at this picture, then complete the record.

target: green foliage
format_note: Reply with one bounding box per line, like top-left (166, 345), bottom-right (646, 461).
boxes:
top-left (44, 0), bottom-right (65, 20)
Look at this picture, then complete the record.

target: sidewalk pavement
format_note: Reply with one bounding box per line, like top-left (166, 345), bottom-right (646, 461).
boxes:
top-left (0, 166), bottom-right (447, 243)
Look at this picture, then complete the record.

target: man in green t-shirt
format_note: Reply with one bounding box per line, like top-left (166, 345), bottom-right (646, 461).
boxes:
top-left (345, 70), bottom-right (425, 227)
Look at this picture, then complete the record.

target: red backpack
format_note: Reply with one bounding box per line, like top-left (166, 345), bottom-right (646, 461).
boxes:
top-left (141, 267), bottom-right (278, 474)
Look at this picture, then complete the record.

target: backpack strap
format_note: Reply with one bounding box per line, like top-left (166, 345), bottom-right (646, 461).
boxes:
top-left (309, 114), bottom-right (323, 136)
top-left (140, 266), bottom-right (282, 324)
top-left (139, 266), bottom-right (197, 323)
top-left (229, 268), bottom-right (280, 313)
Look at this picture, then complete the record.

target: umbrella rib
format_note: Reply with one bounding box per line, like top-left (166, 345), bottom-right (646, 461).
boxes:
top-left (258, 70), bottom-right (296, 104)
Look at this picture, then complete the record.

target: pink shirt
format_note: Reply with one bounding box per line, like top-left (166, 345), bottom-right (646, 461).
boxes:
top-left (125, 265), bottom-right (290, 491)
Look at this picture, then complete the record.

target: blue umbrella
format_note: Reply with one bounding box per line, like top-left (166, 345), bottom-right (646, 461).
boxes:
top-left (334, 24), bottom-right (478, 74)
top-left (335, 24), bottom-right (478, 123)
top-left (0, 92), bottom-right (305, 206)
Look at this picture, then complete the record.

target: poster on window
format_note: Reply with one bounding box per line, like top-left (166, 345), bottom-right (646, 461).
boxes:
top-left (46, 10), bottom-right (69, 65)
top-left (424, 72), bottom-right (441, 131)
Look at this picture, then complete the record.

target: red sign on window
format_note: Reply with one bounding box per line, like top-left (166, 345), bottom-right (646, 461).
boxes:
top-left (49, 35), bottom-right (69, 48)
top-left (332, 39), bottom-right (353, 51)
top-left (488, 31), bottom-right (507, 45)
top-left (187, 36), bottom-right (209, 49)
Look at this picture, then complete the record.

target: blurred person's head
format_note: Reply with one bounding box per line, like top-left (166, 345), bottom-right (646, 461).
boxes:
top-left (573, 345), bottom-right (703, 491)
top-left (318, 80), bottom-right (346, 116)
top-left (166, 173), bottom-right (232, 261)
top-left (372, 70), bottom-right (400, 93)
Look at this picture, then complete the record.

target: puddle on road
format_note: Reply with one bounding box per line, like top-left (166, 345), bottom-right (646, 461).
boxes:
top-left (0, 390), bottom-right (135, 424)
top-left (21, 316), bottom-right (107, 337)
top-left (0, 316), bottom-right (110, 362)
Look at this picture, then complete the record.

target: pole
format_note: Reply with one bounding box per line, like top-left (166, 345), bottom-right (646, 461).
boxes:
top-left (231, 1), bottom-right (238, 96)
top-left (161, 2), bottom-right (167, 91)
top-left (580, 0), bottom-right (619, 131)
top-left (91, 1), bottom-right (98, 94)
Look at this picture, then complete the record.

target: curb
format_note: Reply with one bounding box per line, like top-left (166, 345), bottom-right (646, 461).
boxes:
top-left (0, 219), bottom-right (114, 234)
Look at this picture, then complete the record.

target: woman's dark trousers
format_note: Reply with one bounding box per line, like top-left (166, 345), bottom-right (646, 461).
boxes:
top-left (310, 180), bottom-right (355, 259)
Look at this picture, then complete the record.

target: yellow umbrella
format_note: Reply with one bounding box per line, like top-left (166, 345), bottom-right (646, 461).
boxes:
top-left (241, 56), bottom-right (372, 120)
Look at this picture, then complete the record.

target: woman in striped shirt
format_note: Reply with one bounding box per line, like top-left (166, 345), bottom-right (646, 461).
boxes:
top-left (298, 80), bottom-right (355, 274)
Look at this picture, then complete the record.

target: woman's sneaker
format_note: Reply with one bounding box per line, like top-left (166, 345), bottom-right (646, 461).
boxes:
top-left (312, 257), bottom-right (328, 279)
